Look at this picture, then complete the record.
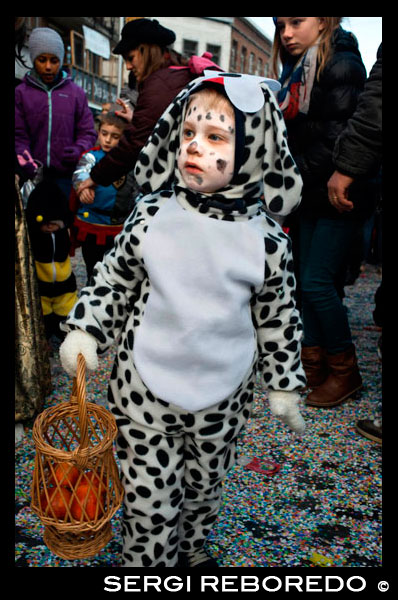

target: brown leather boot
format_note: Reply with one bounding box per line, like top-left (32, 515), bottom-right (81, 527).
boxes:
top-left (301, 346), bottom-right (328, 388)
top-left (306, 344), bottom-right (362, 407)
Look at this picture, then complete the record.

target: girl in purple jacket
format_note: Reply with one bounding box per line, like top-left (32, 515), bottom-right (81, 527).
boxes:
top-left (15, 27), bottom-right (97, 200)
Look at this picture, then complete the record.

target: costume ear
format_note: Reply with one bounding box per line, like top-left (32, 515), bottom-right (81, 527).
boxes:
top-left (202, 70), bottom-right (281, 113)
top-left (260, 84), bottom-right (303, 216)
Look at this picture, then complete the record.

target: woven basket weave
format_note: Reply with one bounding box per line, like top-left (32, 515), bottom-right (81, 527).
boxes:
top-left (30, 354), bottom-right (123, 560)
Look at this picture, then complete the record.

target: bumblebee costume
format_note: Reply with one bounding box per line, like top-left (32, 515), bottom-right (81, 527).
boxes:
top-left (26, 179), bottom-right (78, 339)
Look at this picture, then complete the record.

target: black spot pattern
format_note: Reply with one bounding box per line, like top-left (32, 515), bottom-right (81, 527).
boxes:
top-left (61, 75), bottom-right (306, 568)
top-left (133, 74), bottom-right (302, 218)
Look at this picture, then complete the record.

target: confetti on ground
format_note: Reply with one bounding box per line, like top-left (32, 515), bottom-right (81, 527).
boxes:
top-left (15, 249), bottom-right (382, 567)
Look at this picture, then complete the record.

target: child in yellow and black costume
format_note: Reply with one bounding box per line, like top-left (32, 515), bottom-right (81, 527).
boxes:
top-left (26, 179), bottom-right (78, 340)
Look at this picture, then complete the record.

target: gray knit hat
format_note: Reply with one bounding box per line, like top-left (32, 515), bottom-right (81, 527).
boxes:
top-left (29, 27), bottom-right (65, 64)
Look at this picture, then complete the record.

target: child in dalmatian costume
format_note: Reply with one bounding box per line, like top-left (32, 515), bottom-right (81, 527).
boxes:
top-left (60, 72), bottom-right (307, 568)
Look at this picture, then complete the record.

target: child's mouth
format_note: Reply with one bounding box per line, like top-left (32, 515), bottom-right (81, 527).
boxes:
top-left (185, 163), bottom-right (203, 173)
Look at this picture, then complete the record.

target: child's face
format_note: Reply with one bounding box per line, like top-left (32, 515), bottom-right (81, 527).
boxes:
top-left (177, 94), bottom-right (235, 194)
top-left (276, 17), bottom-right (325, 56)
top-left (40, 221), bottom-right (60, 233)
top-left (34, 53), bottom-right (61, 85)
top-left (98, 124), bottom-right (123, 152)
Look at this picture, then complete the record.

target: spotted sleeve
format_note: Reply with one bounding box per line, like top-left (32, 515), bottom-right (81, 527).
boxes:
top-left (62, 202), bottom-right (147, 353)
top-left (251, 227), bottom-right (306, 392)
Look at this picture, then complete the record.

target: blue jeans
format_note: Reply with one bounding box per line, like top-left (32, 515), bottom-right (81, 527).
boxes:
top-left (298, 215), bottom-right (360, 355)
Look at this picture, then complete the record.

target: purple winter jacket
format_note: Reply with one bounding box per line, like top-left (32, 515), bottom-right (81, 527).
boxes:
top-left (15, 70), bottom-right (97, 178)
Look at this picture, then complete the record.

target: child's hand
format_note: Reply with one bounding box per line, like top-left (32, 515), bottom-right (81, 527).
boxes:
top-left (60, 329), bottom-right (98, 377)
top-left (78, 187), bottom-right (95, 204)
top-left (268, 391), bottom-right (306, 435)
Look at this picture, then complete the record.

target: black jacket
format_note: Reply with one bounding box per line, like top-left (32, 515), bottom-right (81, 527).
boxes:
top-left (333, 43), bottom-right (382, 178)
top-left (285, 27), bottom-right (377, 219)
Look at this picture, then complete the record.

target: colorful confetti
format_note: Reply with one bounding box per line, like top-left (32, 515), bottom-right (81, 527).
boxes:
top-left (15, 249), bottom-right (382, 567)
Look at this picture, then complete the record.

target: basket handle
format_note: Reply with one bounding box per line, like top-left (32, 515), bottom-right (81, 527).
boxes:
top-left (71, 353), bottom-right (90, 468)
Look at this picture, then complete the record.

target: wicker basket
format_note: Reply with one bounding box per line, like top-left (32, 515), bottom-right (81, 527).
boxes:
top-left (31, 354), bottom-right (123, 560)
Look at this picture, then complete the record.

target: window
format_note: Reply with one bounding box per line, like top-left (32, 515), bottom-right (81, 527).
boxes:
top-left (257, 58), bottom-right (263, 76)
top-left (183, 39), bottom-right (198, 57)
top-left (71, 31), bottom-right (85, 68)
top-left (206, 44), bottom-right (221, 66)
top-left (230, 40), bottom-right (238, 70)
top-left (249, 52), bottom-right (255, 74)
top-left (87, 50), bottom-right (101, 76)
top-left (240, 46), bottom-right (247, 73)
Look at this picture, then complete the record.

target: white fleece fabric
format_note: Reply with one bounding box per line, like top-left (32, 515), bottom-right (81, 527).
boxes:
top-left (133, 195), bottom-right (265, 410)
top-left (60, 329), bottom-right (98, 377)
top-left (268, 390), bottom-right (306, 434)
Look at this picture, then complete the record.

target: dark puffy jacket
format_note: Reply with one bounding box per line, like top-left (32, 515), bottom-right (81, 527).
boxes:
top-left (285, 27), bottom-right (376, 219)
top-left (89, 66), bottom-right (193, 186)
top-left (333, 43), bottom-right (382, 178)
top-left (15, 70), bottom-right (97, 178)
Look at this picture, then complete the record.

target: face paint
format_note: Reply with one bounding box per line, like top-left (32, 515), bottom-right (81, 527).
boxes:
top-left (216, 159), bottom-right (227, 173)
top-left (177, 94), bottom-right (235, 194)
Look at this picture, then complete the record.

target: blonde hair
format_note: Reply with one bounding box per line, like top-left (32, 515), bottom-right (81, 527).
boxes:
top-left (186, 87), bottom-right (235, 120)
top-left (271, 17), bottom-right (344, 81)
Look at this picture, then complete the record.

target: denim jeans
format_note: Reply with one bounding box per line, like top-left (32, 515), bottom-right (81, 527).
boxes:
top-left (298, 214), bottom-right (361, 354)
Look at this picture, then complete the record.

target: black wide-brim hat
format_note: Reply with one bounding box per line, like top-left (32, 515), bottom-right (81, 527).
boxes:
top-left (113, 19), bottom-right (176, 56)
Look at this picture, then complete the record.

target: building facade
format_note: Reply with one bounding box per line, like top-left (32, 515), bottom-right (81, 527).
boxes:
top-left (230, 17), bottom-right (272, 76)
top-left (150, 17), bottom-right (272, 75)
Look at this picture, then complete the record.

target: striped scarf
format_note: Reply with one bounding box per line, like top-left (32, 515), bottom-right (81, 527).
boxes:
top-left (278, 43), bottom-right (319, 120)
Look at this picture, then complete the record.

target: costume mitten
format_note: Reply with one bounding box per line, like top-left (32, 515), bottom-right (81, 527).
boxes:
top-left (59, 329), bottom-right (98, 377)
top-left (268, 390), bottom-right (306, 434)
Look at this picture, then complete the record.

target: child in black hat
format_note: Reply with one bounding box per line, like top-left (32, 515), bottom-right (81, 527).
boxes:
top-left (26, 180), bottom-right (78, 341)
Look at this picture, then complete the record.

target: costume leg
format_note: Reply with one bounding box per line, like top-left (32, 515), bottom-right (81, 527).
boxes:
top-left (109, 355), bottom-right (255, 566)
top-left (178, 363), bottom-right (255, 554)
top-left (108, 366), bottom-right (186, 568)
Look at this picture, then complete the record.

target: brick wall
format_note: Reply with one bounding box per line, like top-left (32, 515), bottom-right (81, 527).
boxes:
top-left (230, 17), bottom-right (272, 76)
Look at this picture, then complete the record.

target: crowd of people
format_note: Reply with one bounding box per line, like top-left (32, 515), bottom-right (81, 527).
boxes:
top-left (15, 17), bottom-right (382, 568)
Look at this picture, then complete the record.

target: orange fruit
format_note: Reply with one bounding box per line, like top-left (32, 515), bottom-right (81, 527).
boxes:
top-left (39, 487), bottom-right (72, 519)
top-left (71, 483), bottom-right (104, 521)
top-left (51, 462), bottom-right (80, 489)
top-left (82, 470), bottom-right (107, 493)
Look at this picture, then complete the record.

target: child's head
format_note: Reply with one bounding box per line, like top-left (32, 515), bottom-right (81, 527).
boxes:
top-left (26, 180), bottom-right (72, 234)
top-left (97, 112), bottom-right (128, 153)
top-left (29, 27), bottom-right (65, 85)
top-left (271, 17), bottom-right (343, 79)
top-left (135, 73), bottom-right (303, 218)
top-left (177, 87), bottom-right (236, 193)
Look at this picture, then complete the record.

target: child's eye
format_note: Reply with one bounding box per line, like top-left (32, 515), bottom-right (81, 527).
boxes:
top-left (209, 133), bottom-right (222, 142)
top-left (184, 129), bottom-right (195, 139)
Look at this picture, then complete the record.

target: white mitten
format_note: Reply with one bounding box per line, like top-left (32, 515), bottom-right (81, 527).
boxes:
top-left (268, 390), bottom-right (306, 435)
top-left (59, 329), bottom-right (99, 377)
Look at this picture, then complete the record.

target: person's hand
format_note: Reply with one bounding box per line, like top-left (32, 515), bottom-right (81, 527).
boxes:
top-left (115, 98), bottom-right (133, 122)
top-left (327, 171), bottom-right (355, 213)
top-left (60, 330), bottom-right (98, 377)
top-left (78, 187), bottom-right (95, 204)
top-left (77, 176), bottom-right (96, 197)
top-left (268, 390), bottom-right (306, 434)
